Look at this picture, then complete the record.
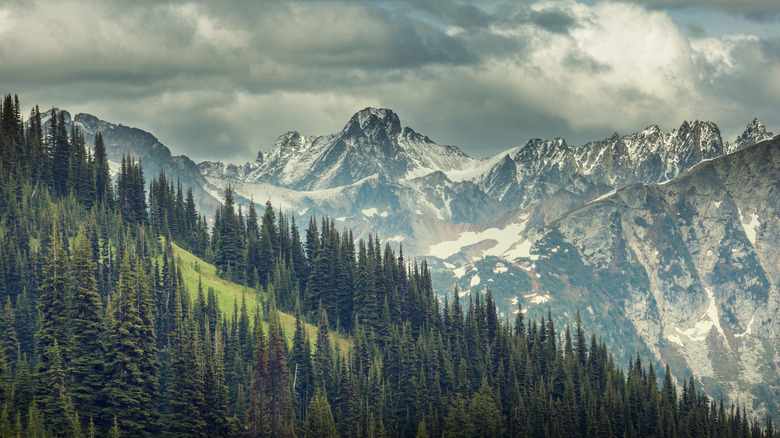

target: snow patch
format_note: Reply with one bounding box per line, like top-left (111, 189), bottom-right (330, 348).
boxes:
top-left (362, 207), bottom-right (378, 217)
top-left (470, 275), bottom-right (481, 287)
top-left (675, 287), bottom-right (726, 342)
top-left (714, 201), bottom-right (722, 209)
top-left (587, 306), bottom-right (594, 315)
top-left (524, 293), bottom-right (551, 305)
top-left (667, 333), bottom-right (684, 347)
top-left (443, 262), bottom-right (456, 269)
top-left (738, 208), bottom-right (760, 245)
top-left (386, 235), bottom-right (404, 243)
top-left (734, 315), bottom-right (756, 338)
top-left (427, 218), bottom-right (528, 259)
top-left (493, 262), bottom-right (508, 274)
top-left (379, 211), bottom-right (389, 218)
top-left (453, 265), bottom-right (471, 279)
top-left (335, 217), bottom-right (347, 222)
top-left (504, 239), bottom-right (536, 261)
top-left (108, 159), bottom-right (121, 177)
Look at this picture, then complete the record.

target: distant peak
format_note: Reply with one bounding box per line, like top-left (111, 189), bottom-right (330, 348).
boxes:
top-left (344, 107), bottom-right (402, 137)
top-left (641, 124), bottom-right (661, 136)
top-left (746, 118), bottom-right (766, 133)
top-left (733, 117), bottom-right (773, 151)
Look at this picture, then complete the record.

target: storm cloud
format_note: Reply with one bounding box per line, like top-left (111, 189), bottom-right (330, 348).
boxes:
top-left (1, 0), bottom-right (778, 163)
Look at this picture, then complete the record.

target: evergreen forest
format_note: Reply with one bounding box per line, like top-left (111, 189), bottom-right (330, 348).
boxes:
top-left (0, 94), bottom-right (777, 437)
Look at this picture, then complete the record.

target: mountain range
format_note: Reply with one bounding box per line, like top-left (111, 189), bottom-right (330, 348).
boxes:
top-left (50, 106), bottom-right (779, 417)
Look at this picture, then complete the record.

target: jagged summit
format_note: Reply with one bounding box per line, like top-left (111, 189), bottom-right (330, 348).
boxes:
top-left (347, 107), bottom-right (402, 136)
top-left (729, 117), bottom-right (775, 154)
top-left (205, 107), bottom-right (474, 191)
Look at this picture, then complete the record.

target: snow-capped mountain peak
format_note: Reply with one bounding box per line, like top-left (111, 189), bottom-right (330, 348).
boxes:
top-left (728, 118), bottom-right (775, 154)
top-left (201, 107), bottom-right (476, 191)
top-left (346, 107), bottom-right (402, 138)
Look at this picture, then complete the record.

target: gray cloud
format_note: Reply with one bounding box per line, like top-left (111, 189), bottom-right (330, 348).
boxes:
top-left (606, 0), bottom-right (780, 20)
top-left (528, 8), bottom-right (577, 34)
top-left (1, 0), bottom-right (778, 163)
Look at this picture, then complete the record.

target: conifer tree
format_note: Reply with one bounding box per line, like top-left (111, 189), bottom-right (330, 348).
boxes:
top-left (38, 339), bottom-right (79, 437)
top-left (104, 252), bottom-right (154, 436)
top-left (0, 297), bottom-right (18, 367)
top-left (166, 288), bottom-right (206, 437)
top-left (93, 132), bottom-right (113, 207)
top-left (303, 387), bottom-right (336, 438)
top-left (247, 309), bottom-right (269, 437)
top-left (314, 305), bottom-right (333, 395)
top-left (69, 225), bottom-right (105, 429)
top-left (290, 302), bottom-right (314, 428)
top-left (50, 110), bottom-right (70, 196)
top-left (36, 223), bottom-right (71, 398)
top-left (203, 319), bottom-right (230, 437)
top-left (266, 304), bottom-right (294, 437)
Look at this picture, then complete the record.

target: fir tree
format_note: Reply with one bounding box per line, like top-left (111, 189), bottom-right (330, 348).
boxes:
top-left (104, 252), bottom-right (155, 436)
top-left (69, 225), bottom-right (105, 430)
top-left (303, 387), bottom-right (336, 438)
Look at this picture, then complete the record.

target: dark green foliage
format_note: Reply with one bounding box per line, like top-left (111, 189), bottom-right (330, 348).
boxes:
top-left (303, 387), bottom-right (336, 438)
top-left (212, 185), bottom-right (245, 282)
top-left (0, 93), bottom-right (776, 438)
top-left (69, 226), bottom-right (105, 429)
top-left (104, 253), bottom-right (159, 436)
top-left (116, 155), bottom-right (147, 225)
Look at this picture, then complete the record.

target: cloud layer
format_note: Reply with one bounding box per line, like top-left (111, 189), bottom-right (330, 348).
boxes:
top-left (1, 0), bottom-right (778, 162)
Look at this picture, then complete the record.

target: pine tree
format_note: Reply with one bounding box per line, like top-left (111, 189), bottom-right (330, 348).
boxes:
top-left (166, 287), bottom-right (206, 437)
top-left (203, 319), bottom-right (230, 437)
top-left (93, 132), bottom-right (113, 206)
top-left (266, 304), bottom-right (294, 437)
top-left (69, 225), bottom-right (105, 429)
top-left (50, 110), bottom-right (71, 196)
top-left (303, 387), bottom-right (336, 438)
top-left (290, 303), bottom-right (314, 428)
top-left (314, 305), bottom-right (333, 395)
top-left (0, 297), bottom-right (18, 367)
top-left (36, 223), bottom-right (71, 404)
top-left (38, 339), bottom-right (79, 437)
top-left (104, 252), bottom-right (155, 436)
top-left (247, 308), bottom-right (269, 437)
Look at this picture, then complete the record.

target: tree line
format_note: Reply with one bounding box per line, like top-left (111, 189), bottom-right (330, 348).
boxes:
top-left (0, 94), bottom-right (776, 437)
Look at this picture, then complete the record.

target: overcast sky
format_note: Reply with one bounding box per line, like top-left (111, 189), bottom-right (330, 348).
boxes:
top-left (1, 0), bottom-right (779, 163)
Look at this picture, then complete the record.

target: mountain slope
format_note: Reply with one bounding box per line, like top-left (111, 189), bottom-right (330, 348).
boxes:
top-left (171, 240), bottom-right (351, 351)
top-left (41, 110), bottom-right (221, 216)
top-left (440, 136), bottom-right (780, 415)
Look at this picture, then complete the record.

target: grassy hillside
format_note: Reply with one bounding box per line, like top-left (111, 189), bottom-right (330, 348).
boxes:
top-left (170, 241), bottom-right (351, 352)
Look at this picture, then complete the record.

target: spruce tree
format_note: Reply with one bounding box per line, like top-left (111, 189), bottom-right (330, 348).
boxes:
top-left (247, 309), bottom-right (269, 437)
top-left (303, 387), bottom-right (336, 438)
top-left (69, 225), bottom-right (105, 430)
top-left (104, 252), bottom-right (153, 436)
top-left (266, 305), bottom-right (294, 437)
top-left (314, 305), bottom-right (333, 395)
top-left (38, 339), bottom-right (79, 437)
top-left (36, 224), bottom-right (71, 406)
top-left (166, 288), bottom-right (206, 437)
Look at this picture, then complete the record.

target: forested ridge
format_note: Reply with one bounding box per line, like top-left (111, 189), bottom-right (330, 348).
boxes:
top-left (0, 94), bottom-right (776, 437)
